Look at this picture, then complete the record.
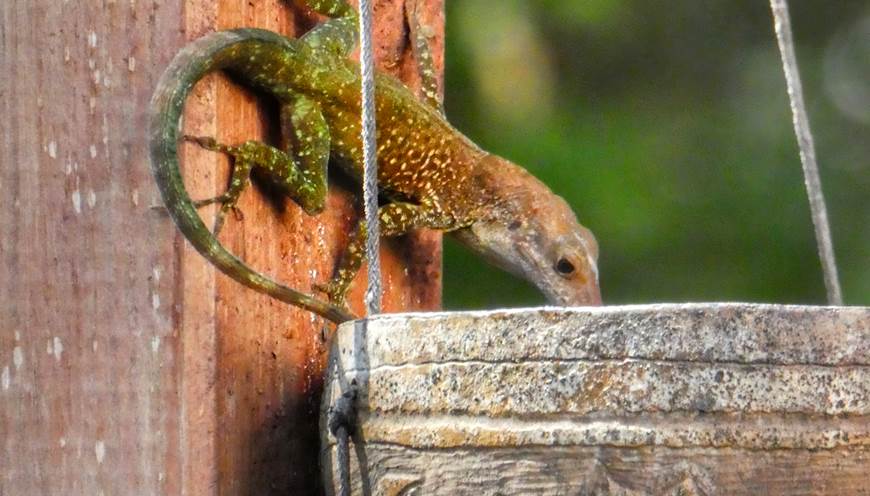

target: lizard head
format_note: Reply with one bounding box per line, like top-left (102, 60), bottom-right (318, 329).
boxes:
top-left (452, 155), bottom-right (602, 306)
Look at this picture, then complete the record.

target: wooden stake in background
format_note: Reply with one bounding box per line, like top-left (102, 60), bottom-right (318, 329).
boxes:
top-left (0, 1), bottom-right (444, 494)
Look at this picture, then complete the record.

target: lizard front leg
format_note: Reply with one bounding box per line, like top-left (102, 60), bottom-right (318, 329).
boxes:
top-left (405, 0), bottom-right (443, 113)
top-left (301, 0), bottom-right (358, 58)
top-left (316, 202), bottom-right (459, 305)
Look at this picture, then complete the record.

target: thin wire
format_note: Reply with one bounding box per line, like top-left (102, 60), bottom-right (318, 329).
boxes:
top-left (335, 426), bottom-right (351, 496)
top-left (359, 0), bottom-right (382, 315)
top-left (769, 0), bottom-right (843, 305)
top-left (328, 385), bottom-right (357, 496)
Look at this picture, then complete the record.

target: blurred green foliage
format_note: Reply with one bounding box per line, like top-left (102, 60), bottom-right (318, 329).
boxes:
top-left (441, 0), bottom-right (869, 308)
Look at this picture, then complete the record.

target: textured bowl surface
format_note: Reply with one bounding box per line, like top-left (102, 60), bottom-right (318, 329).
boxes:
top-left (321, 304), bottom-right (870, 495)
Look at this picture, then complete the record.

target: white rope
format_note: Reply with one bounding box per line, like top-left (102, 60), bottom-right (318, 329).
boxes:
top-left (769, 0), bottom-right (843, 305)
top-left (358, 0), bottom-right (382, 315)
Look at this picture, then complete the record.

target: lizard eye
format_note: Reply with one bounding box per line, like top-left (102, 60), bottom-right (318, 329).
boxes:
top-left (555, 258), bottom-right (575, 276)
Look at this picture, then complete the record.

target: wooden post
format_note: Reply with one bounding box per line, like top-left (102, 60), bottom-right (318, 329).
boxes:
top-left (0, 1), bottom-right (444, 494)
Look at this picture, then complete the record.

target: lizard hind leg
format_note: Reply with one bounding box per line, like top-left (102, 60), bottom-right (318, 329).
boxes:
top-left (184, 127), bottom-right (328, 235)
top-left (184, 135), bottom-right (255, 235)
top-left (280, 96), bottom-right (329, 215)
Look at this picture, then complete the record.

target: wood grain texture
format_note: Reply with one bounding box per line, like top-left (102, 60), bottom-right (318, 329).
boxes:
top-left (0, 0), bottom-right (187, 493)
top-left (0, 1), bottom-right (443, 495)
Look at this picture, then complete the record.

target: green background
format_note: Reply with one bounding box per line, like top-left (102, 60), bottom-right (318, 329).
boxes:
top-left (441, 0), bottom-right (869, 309)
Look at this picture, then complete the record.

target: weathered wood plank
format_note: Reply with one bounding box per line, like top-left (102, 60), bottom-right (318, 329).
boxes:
top-left (0, 0), bottom-right (186, 493)
top-left (1, 1), bottom-right (443, 494)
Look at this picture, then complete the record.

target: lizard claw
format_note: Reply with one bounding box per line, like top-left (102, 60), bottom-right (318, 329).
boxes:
top-left (192, 195), bottom-right (227, 208)
top-left (211, 202), bottom-right (244, 236)
top-left (183, 135), bottom-right (220, 151)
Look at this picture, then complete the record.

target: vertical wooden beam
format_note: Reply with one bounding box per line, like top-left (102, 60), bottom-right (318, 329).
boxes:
top-left (1, 1), bottom-right (188, 493)
top-left (0, 1), bottom-right (443, 494)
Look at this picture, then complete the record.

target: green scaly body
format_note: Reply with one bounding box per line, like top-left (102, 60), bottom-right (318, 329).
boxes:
top-left (150, 1), bottom-right (602, 323)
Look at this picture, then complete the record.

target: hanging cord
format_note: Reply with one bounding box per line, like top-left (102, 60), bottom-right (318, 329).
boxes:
top-left (328, 4), bottom-right (379, 493)
top-left (328, 384), bottom-right (358, 496)
top-left (769, 0), bottom-right (843, 305)
top-left (359, 0), bottom-right (382, 315)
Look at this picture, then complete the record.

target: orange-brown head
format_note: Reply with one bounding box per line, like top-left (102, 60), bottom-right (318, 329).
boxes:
top-left (452, 154), bottom-right (602, 306)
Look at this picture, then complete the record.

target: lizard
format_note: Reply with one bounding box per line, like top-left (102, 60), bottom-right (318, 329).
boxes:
top-left (149, 0), bottom-right (602, 324)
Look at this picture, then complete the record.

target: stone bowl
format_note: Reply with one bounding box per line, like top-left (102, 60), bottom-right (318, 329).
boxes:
top-left (320, 303), bottom-right (870, 495)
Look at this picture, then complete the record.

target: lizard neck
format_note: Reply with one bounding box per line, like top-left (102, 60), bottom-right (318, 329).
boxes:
top-left (468, 154), bottom-right (544, 222)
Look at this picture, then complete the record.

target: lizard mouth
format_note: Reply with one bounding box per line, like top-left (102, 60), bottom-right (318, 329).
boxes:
top-left (537, 274), bottom-right (601, 306)
top-left (536, 274), bottom-right (602, 306)
top-left (516, 244), bottom-right (602, 306)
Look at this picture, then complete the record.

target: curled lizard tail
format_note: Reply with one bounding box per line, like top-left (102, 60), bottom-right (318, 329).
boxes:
top-left (149, 29), bottom-right (355, 324)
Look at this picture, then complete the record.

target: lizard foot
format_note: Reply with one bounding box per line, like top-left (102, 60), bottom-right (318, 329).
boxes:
top-left (313, 280), bottom-right (350, 307)
top-left (183, 135), bottom-right (254, 235)
top-left (184, 135), bottom-right (226, 153)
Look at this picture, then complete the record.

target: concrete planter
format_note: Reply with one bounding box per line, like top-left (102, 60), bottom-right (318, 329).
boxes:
top-left (321, 304), bottom-right (870, 495)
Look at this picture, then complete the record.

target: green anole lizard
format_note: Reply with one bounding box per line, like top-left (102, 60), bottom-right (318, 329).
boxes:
top-left (150, 0), bottom-right (601, 324)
